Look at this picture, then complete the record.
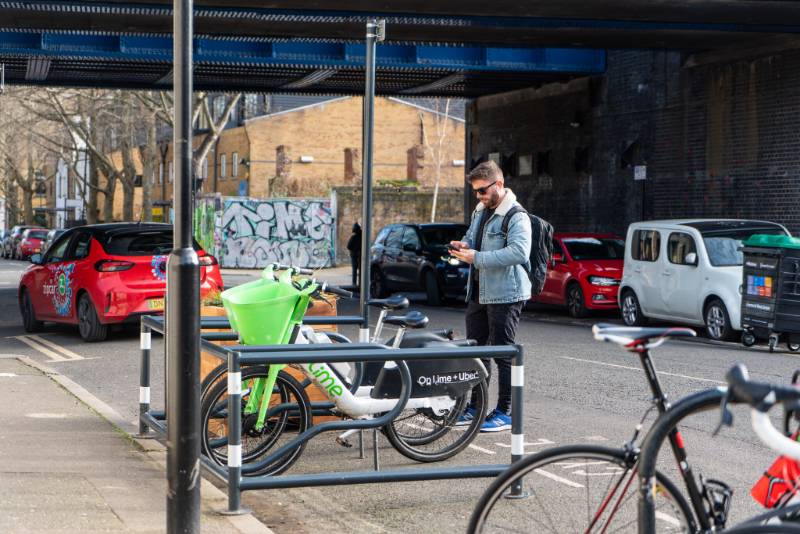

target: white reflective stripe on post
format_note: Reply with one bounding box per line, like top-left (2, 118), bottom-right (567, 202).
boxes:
top-left (228, 445), bottom-right (242, 468)
top-left (139, 386), bottom-right (150, 404)
top-left (228, 372), bottom-right (241, 395)
top-left (511, 434), bottom-right (525, 456)
top-left (511, 365), bottom-right (524, 387)
top-left (140, 331), bottom-right (151, 350)
top-left (359, 328), bottom-right (370, 342)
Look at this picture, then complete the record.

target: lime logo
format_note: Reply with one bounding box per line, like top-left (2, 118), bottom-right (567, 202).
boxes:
top-left (57, 273), bottom-right (66, 296)
top-left (307, 363), bottom-right (343, 397)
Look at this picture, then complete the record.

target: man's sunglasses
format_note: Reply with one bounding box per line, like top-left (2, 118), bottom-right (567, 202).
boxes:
top-left (473, 180), bottom-right (498, 195)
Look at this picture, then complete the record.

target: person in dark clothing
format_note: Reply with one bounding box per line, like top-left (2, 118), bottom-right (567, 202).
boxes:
top-left (346, 223), bottom-right (362, 287)
top-left (450, 161), bottom-right (532, 432)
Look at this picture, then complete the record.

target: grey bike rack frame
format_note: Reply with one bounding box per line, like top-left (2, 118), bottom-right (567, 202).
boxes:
top-left (138, 314), bottom-right (525, 514)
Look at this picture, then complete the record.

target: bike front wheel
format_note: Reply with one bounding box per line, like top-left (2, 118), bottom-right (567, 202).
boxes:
top-left (468, 444), bottom-right (695, 533)
top-left (201, 366), bottom-right (311, 476)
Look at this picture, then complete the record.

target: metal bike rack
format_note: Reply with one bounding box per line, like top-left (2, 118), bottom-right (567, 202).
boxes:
top-left (138, 314), bottom-right (526, 514)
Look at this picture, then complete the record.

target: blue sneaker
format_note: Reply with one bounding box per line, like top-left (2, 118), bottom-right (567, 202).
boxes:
top-left (455, 407), bottom-right (477, 426)
top-left (480, 409), bottom-right (512, 432)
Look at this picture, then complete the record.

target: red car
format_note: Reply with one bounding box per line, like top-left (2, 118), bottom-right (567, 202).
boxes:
top-left (533, 233), bottom-right (625, 318)
top-left (17, 228), bottom-right (49, 260)
top-left (18, 223), bottom-right (223, 341)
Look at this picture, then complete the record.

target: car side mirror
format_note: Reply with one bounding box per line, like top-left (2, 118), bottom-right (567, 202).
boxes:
top-left (30, 254), bottom-right (42, 265)
top-left (684, 252), bottom-right (698, 266)
top-left (552, 252), bottom-right (564, 265)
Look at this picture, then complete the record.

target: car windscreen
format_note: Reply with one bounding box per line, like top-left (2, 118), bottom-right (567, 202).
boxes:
top-left (563, 238), bottom-right (625, 260)
top-left (28, 230), bottom-right (48, 239)
top-left (703, 226), bottom-right (788, 266)
top-left (101, 229), bottom-right (201, 256)
top-left (420, 226), bottom-right (467, 247)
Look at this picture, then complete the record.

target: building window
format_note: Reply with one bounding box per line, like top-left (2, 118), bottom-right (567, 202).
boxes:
top-left (201, 157), bottom-right (209, 180)
top-left (220, 154), bottom-right (227, 180)
top-left (518, 154), bottom-right (533, 176)
top-left (213, 96), bottom-right (226, 122)
top-left (159, 162), bottom-right (164, 184)
top-left (150, 170), bottom-right (156, 185)
top-left (536, 151), bottom-right (551, 177)
top-left (168, 162), bottom-right (173, 183)
top-left (232, 152), bottom-right (239, 177)
top-left (244, 94), bottom-right (260, 119)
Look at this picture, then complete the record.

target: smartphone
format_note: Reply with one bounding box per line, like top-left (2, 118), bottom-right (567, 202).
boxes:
top-left (446, 243), bottom-right (459, 251)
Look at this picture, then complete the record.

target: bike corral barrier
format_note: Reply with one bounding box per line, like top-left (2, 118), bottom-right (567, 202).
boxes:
top-left (138, 314), bottom-right (526, 514)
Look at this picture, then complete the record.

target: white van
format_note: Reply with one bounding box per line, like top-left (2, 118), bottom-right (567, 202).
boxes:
top-left (619, 219), bottom-right (790, 340)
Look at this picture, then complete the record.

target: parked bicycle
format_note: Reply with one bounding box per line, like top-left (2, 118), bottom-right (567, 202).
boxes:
top-left (200, 267), bottom-right (489, 476)
top-left (469, 324), bottom-right (729, 533)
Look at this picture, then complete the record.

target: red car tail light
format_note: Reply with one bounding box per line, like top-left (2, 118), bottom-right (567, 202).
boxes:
top-left (198, 255), bottom-right (218, 267)
top-left (95, 260), bottom-right (135, 272)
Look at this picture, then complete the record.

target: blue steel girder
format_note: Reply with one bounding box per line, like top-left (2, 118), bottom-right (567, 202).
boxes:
top-left (0, 31), bottom-right (606, 74)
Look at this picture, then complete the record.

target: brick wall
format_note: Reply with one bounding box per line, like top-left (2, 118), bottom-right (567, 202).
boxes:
top-left (468, 48), bottom-right (800, 235)
top-left (332, 186), bottom-right (464, 263)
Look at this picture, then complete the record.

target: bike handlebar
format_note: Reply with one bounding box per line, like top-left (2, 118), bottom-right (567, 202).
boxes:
top-left (320, 282), bottom-right (353, 299)
top-left (726, 364), bottom-right (800, 411)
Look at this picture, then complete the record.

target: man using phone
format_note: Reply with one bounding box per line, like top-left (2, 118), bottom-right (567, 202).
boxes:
top-left (449, 160), bottom-right (532, 432)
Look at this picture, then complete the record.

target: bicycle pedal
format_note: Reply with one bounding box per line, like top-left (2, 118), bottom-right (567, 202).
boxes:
top-left (335, 437), bottom-right (353, 448)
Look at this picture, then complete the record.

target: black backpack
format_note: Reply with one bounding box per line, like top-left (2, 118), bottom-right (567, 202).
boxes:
top-left (501, 206), bottom-right (554, 295)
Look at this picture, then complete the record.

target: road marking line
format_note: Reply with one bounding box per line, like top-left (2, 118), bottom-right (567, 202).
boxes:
top-left (534, 468), bottom-right (584, 488)
top-left (14, 336), bottom-right (69, 362)
top-left (468, 444), bottom-right (496, 455)
top-left (559, 356), bottom-right (725, 384)
top-left (495, 438), bottom-right (554, 449)
top-left (27, 335), bottom-right (85, 360)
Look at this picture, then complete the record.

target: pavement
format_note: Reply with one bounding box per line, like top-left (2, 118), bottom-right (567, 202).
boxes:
top-left (0, 354), bottom-right (272, 534)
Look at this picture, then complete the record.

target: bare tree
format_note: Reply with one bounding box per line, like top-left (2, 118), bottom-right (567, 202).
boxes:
top-left (419, 99), bottom-right (452, 223)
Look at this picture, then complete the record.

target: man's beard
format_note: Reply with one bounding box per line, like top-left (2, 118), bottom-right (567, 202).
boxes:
top-left (483, 189), bottom-right (501, 209)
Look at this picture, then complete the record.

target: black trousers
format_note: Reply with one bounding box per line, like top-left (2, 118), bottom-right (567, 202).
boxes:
top-left (466, 299), bottom-right (525, 414)
top-left (350, 256), bottom-right (360, 287)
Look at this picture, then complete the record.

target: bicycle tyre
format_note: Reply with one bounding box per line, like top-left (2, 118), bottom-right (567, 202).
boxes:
top-left (467, 444), bottom-right (696, 533)
top-left (201, 366), bottom-right (311, 476)
top-left (383, 379), bottom-right (488, 463)
top-left (723, 526), bottom-right (800, 533)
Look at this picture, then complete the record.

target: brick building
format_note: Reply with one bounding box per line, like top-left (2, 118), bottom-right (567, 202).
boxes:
top-left (104, 96), bottom-right (465, 221)
top-left (468, 48), bottom-right (800, 236)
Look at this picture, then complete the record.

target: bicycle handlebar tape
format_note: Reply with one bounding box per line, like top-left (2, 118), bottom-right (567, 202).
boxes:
top-left (726, 364), bottom-right (800, 412)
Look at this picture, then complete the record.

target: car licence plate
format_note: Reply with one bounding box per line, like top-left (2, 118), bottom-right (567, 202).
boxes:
top-left (148, 298), bottom-right (165, 310)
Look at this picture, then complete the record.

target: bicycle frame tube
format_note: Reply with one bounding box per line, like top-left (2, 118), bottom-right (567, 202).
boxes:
top-left (639, 349), bottom-right (708, 531)
top-left (253, 364), bottom-right (284, 430)
top-left (637, 387), bottom-right (728, 534)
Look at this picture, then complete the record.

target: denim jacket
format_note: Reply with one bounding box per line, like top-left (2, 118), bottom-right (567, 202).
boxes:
top-left (463, 189), bottom-right (532, 304)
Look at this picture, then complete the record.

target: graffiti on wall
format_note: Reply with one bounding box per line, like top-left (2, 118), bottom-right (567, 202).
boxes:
top-left (213, 198), bottom-right (334, 269)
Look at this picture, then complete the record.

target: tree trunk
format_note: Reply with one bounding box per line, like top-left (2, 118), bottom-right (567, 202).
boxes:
top-left (22, 188), bottom-right (34, 225)
top-left (121, 178), bottom-right (135, 221)
top-left (86, 161), bottom-right (98, 224)
top-left (140, 109), bottom-right (157, 222)
top-left (102, 174), bottom-right (116, 222)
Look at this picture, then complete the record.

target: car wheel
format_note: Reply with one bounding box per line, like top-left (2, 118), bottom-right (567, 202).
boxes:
top-left (370, 268), bottom-right (388, 298)
top-left (77, 294), bottom-right (108, 342)
top-left (424, 270), bottom-right (443, 306)
top-left (620, 290), bottom-right (647, 326)
top-left (20, 289), bottom-right (43, 333)
top-left (566, 283), bottom-right (588, 319)
top-left (704, 298), bottom-right (734, 341)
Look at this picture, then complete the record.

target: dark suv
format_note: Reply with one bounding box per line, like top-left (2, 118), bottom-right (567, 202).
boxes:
top-left (370, 222), bottom-right (468, 305)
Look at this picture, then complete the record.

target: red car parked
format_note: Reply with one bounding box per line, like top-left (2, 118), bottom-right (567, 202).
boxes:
top-left (18, 223), bottom-right (224, 341)
top-left (532, 233), bottom-right (625, 318)
top-left (17, 228), bottom-right (49, 260)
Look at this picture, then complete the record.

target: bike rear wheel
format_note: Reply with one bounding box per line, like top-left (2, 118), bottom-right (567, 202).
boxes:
top-left (468, 444), bottom-right (695, 533)
top-left (384, 379), bottom-right (488, 462)
top-left (201, 366), bottom-right (311, 476)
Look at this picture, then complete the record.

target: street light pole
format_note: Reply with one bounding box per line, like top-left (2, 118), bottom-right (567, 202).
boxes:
top-left (359, 19), bottom-right (385, 342)
top-left (167, 0), bottom-right (201, 532)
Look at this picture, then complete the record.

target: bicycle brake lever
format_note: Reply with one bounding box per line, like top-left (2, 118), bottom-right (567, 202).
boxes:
top-left (712, 391), bottom-right (734, 437)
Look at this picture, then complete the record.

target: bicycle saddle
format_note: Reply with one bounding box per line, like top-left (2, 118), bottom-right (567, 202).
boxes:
top-left (384, 310), bottom-right (429, 329)
top-left (367, 295), bottom-right (409, 310)
top-left (592, 323), bottom-right (696, 347)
